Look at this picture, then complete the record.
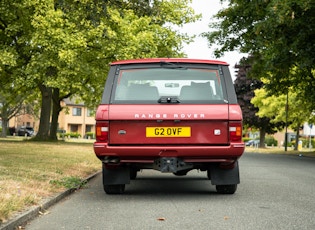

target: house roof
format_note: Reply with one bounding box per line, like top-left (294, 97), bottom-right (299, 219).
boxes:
top-left (63, 98), bottom-right (85, 106)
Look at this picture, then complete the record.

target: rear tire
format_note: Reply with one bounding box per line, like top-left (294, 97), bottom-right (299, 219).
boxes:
top-left (104, 184), bottom-right (125, 194)
top-left (216, 184), bottom-right (237, 194)
top-left (130, 168), bottom-right (138, 180)
top-left (207, 169), bottom-right (211, 179)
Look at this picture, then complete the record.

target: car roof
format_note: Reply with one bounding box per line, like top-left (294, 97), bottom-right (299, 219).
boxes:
top-left (110, 58), bottom-right (229, 66)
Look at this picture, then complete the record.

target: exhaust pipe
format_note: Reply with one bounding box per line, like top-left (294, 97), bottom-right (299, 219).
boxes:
top-left (103, 156), bottom-right (120, 164)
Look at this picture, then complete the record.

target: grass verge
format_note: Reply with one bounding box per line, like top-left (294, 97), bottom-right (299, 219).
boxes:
top-left (245, 146), bottom-right (315, 157)
top-left (0, 139), bottom-right (100, 224)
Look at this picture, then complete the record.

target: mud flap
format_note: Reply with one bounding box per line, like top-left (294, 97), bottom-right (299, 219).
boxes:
top-left (102, 164), bottom-right (130, 185)
top-left (210, 161), bottom-right (240, 185)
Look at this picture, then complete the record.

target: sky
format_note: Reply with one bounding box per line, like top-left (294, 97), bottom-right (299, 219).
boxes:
top-left (181, 0), bottom-right (247, 78)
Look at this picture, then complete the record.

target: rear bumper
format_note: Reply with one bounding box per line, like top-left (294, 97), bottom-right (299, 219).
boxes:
top-left (94, 142), bottom-right (244, 163)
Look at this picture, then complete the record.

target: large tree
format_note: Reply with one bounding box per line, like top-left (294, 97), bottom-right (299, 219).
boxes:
top-left (203, 0), bottom-right (315, 109)
top-left (1, 0), bottom-right (200, 140)
top-left (0, 0), bottom-right (35, 137)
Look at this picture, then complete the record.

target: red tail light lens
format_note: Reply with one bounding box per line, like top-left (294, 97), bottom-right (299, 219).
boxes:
top-left (229, 122), bottom-right (242, 142)
top-left (96, 121), bottom-right (109, 142)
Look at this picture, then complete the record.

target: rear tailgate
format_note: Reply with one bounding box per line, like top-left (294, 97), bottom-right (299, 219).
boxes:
top-left (108, 104), bottom-right (229, 145)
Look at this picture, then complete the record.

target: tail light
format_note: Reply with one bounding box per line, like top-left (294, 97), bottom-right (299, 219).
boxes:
top-left (229, 122), bottom-right (242, 142)
top-left (96, 121), bottom-right (109, 142)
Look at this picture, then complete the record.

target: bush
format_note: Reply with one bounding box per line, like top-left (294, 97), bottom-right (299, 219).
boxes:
top-left (85, 132), bottom-right (95, 139)
top-left (265, 136), bottom-right (278, 146)
top-left (300, 137), bottom-right (315, 148)
top-left (64, 132), bottom-right (81, 138)
top-left (57, 130), bottom-right (66, 138)
top-left (287, 141), bottom-right (294, 147)
top-left (243, 137), bottom-right (251, 142)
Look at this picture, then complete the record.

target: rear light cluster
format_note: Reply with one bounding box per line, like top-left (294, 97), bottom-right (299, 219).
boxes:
top-left (96, 121), bottom-right (109, 142)
top-left (229, 122), bottom-right (242, 142)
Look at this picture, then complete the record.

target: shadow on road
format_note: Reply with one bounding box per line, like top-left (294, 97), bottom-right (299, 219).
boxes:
top-left (120, 172), bottom-right (224, 196)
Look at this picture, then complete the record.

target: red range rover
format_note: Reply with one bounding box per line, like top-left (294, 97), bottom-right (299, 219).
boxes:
top-left (94, 58), bottom-right (244, 194)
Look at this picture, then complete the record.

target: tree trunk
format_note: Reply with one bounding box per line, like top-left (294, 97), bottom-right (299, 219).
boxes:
top-left (0, 117), bottom-right (8, 137)
top-left (34, 84), bottom-right (52, 141)
top-left (0, 104), bottom-right (8, 137)
top-left (259, 127), bottom-right (266, 148)
top-left (49, 88), bottom-right (62, 140)
top-left (294, 126), bottom-right (300, 151)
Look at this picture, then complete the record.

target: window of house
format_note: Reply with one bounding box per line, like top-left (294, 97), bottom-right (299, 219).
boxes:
top-left (72, 107), bottom-right (82, 116)
top-left (86, 125), bottom-right (93, 132)
top-left (70, 125), bottom-right (78, 132)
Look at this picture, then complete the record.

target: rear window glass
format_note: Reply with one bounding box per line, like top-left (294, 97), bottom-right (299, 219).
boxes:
top-left (111, 67), bottom-right (225, 104)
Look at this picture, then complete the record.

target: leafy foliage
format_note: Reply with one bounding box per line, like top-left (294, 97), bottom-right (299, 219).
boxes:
top-left (204, 0), bottom-right (315, 109)
top-left (251, 86), bottom-right (314, 150)
top-left (251, 88), bottom-right (312, 130)
top-left (234, 58), bottom-right (285, 147)
top-left (1, 0), bottom-right (200, 140)
top-left (265, 136), bottom-right (278, 147)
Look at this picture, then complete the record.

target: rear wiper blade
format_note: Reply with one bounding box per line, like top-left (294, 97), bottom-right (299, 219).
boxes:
top-left (160, 61), bottom-right (187, 70)
top-left (158, 96), bottom-right (180, 104)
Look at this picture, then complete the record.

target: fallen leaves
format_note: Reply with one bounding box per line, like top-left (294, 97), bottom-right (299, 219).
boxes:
top-left (157, 217), bottom-right (166, 221)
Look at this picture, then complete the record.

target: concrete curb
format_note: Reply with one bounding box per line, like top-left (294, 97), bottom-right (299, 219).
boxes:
top-left (0, 171), bottom-right (101, 230)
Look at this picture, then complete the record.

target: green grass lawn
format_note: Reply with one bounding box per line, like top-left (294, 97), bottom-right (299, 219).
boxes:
top-left (0, 138), bottom-right (100, 224)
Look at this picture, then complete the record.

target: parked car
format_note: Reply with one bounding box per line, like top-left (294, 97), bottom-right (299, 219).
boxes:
top-left (17, 126), bottom-right (35, 137)
top-left (9, 127), bottom-right (16, 136)
top-left (94, 58), bottom-right (245, 194)
top-left (245, 139), bottom-right (260, 146)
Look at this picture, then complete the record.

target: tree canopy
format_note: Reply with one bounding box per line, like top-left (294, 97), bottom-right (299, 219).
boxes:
top-left (251, 85), bottom-right (315, 150)
top-left (203, 0), bottom-right (315, 109)
top-left (0, 0), bottom-right (200, 140)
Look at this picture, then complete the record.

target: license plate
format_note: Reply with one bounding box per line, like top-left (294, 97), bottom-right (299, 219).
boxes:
top-left (146, 127), bottom-right (191, 137)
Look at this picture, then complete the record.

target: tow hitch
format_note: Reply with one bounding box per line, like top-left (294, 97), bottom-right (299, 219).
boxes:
top-left (153, 157), bottom-right (193, 173)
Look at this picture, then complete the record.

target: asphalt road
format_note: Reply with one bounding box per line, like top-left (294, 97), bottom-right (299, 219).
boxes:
top-left (25, 152), bottom-right (315, 230)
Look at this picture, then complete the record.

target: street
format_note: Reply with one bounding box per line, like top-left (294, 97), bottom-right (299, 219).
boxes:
top-left (26, 152), bottom-right (315, 230)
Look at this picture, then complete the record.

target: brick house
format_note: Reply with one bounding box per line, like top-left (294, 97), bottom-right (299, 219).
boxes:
top-left (58, 98), bottom-right (95, 137)
top-left (8, 98), bottom-right (95, 138)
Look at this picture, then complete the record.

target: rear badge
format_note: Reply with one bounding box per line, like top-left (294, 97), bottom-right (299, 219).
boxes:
top-left (214, 129), bottom-right (221, 135)
top-left (118, 130), bottom-right (127, 135)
